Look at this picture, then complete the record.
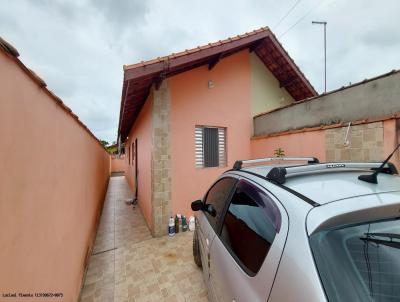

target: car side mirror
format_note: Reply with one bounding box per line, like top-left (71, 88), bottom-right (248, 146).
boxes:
top-left (191, 200), bottom-right (203, 211)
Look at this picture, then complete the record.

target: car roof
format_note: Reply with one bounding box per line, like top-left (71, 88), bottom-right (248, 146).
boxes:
top-left (242, 165), bottom-right (400, 205)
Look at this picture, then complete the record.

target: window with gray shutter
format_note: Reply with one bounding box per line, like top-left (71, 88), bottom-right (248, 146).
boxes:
top-left (195, 126), bottom-right (226, 168)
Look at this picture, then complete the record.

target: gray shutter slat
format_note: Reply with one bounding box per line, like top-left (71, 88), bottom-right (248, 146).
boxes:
top-left (204, 128), bottom-right (219, 167)
top-left (218, 128), bottom-right (226, 167)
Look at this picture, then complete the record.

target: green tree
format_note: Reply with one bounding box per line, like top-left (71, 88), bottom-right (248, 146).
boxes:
top-left (100, 140), bottom-right (109, 148)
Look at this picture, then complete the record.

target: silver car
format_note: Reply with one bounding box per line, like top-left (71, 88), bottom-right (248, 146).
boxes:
top-left (191, 157), bottom-right (400, 302)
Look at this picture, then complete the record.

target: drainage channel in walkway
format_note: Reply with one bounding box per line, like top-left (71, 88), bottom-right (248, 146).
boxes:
top-left (79, 176), bottom-right (207, 302)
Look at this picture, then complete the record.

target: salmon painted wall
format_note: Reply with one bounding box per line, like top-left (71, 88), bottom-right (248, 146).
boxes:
top-left (251, 130), bottom-right (326, 161)
top-left (0, 51), bottom-right (110, 301)
top-left (111, 157), bottom-right (125, 173)
top-left (124, 93), bottom-right (153, 229)
top-left (251, 119), bottom-right (399, 168)
top-left (170, 50), bottom-right (252, 218)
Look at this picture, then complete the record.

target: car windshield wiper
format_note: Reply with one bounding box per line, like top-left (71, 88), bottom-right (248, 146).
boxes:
top-left (360, 233), bottom-right (400, 249)
top-left (364, 232), bottom-right (400, 240)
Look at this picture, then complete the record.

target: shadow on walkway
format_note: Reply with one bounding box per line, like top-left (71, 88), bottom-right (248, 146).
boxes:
top-left (79, 176), bottom-right (207, 302)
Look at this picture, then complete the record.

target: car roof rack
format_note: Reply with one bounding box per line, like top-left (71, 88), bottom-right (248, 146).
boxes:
top-left (265, 162), bottom-right (398, 185)
top-left (233, 157), bottom-right (319, 170)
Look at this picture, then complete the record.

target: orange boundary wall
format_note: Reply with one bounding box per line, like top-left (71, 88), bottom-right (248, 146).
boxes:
top-left (0, 45), bottom-right (110, 301)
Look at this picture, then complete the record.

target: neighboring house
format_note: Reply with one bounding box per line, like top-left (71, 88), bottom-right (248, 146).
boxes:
top-left (117, 27), bottom-right (317, 236)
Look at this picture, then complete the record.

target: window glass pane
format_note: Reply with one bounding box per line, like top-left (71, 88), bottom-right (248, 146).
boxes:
top-left (310, 218), bottom-right (400, 302)
top-left (204, 177), bottom-right (237, 230)
top-left (204, 127), bottom-right (219, 167)
top-left (220, 180), bottom-right (281, 275)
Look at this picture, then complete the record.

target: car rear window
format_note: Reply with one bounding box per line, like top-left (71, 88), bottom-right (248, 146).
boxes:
top-left (310, 218), bottom-right (400, 302)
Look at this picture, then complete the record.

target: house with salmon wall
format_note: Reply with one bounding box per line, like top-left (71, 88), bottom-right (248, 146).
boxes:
top-left (118, 27), bottom-right (317, 236)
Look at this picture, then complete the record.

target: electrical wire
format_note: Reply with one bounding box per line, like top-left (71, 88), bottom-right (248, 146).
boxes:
top-left (279, 0), bottom-right (326, 38)
top-left (273, 0), bottom-right (301, 30)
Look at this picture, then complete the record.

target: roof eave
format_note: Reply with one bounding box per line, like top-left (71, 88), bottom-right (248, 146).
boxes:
top-left (123, 30), bottom-right (271, 82)
top-left (118, 28), bottom-right (317, 141)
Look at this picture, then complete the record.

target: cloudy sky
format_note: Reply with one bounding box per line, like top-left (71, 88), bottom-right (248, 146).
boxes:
top-left (1, 0), bottom-right (399, 142)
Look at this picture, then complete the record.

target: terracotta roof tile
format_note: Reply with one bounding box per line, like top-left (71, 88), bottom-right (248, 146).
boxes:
top-left (119, 26), bottom-right (316, 142)
top-left (28, 69), bottom-right (47, 87)
top-left (0, 36), bottom-right (19, 57)
top-left (124, 27), bottom-right (270, 70)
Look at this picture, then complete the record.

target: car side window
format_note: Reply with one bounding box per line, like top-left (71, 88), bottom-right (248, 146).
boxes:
top-left (220, 179), bottom-right (282, 275)
top-left (204, 177), bottom-right (237, 231)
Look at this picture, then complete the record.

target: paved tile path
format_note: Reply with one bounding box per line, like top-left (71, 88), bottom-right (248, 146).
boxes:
top-left (79, 176), bottom-right (208, 302)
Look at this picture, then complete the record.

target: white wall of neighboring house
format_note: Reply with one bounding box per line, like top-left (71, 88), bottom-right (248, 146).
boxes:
top-left (250, 52), bottom-right (294, 117)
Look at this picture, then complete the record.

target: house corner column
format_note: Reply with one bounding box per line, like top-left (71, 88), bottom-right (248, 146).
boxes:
top-left (151, 80), bottom-right (171, 237)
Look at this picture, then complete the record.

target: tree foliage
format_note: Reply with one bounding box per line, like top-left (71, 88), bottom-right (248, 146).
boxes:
top-left (100, 140), bottom-right (109, 147)
top-left (274, 147), bottom-right (285, 157)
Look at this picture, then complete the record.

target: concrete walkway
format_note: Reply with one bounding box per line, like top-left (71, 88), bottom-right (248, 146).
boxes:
top-left (79, 176), bottom-right (207, 302)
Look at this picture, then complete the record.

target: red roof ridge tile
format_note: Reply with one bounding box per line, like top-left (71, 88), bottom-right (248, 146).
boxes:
top-left (267, 30), bottom-right (318, 94)
top-left (124, 27), bottom-right (269, 70)
top-left (28, 68), bottom-right (47, 87)
top-left (0, 36), bottom-right (19, 57)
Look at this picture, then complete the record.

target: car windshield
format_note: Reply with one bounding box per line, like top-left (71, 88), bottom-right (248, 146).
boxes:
top-left (310, 218), bottom-right (400, 302)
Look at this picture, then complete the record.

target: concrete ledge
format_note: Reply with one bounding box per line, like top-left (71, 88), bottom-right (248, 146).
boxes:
top-left (254, 70), bottom-right (400, 137)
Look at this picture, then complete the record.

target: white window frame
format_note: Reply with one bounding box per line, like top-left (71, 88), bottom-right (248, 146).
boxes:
top-left (195, 125), bottom-right (227, 168)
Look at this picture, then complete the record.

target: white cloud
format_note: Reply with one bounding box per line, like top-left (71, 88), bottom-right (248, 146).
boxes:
top-left (1, 0), bottom-right (399, 142)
